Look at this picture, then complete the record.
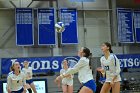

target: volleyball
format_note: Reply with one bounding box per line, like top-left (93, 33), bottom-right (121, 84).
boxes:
top-left (55, 22), bottom-right (65, 33)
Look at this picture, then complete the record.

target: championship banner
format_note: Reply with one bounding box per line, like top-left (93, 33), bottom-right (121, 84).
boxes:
top-left (117, 54), bottom-right (140, 68)
top-left (1, 56), bottom-right (79, 74)
top-left (16, 8), bottom-right (34, 46)
top-left (60, 8), bottom-right (78, 44)
top-left (117, 8), bottom-right (134, 43)
top-left (134, 10), bottom-right (140, 43)
top-left (38, 8), bottom-right (56, 45)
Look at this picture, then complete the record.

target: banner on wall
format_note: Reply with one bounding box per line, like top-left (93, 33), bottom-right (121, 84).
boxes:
top-left (60, 8), bottom-right (78, 44)
top-left (16, 8), bottom-right (34, 46)
top-left (117, 8), bottom-right (134, 43)
top-left (1, 54), bottom-right (140, 75)
top-left (134, 10), bottom-right (140, 43)
top-left (117, 54), bottom-right (140, 68)
top-left (38, 8), bottom-right (56, 45)
top-left (1, 56), bottom-right (79, 74)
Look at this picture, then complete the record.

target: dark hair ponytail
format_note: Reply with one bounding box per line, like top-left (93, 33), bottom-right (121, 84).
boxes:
top-left (104, 42), bottom-right (113, 53)
top-left (89, 53), bottom-right (92, 69)
top-left (82, 47), bottom-right (90, 58)
top-left (82, 47), bottom-right (92, 69)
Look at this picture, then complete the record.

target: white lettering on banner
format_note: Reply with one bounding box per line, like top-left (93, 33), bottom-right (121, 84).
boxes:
top-left (52, 60), bottom-right (59, 69)
top-left (128, 58), bottom-right (133, 67)
top-left (40, 61), bottom-right (51, 70)
top-left (134, 58), bottom-right (139, 66)
top-left (119, 58), bottom-right (140, 68)
top-left (119, 59), bottom-right (128, 67)
top-left (119, 59), bottom-right (124, 68)
top-left (7, 56), bottom-right (140, 75)
top-left (123, 59), bottom-right (128, 67)
top-left (21, 60), bottom-right (60, 71)
top-left (21, 61), bottom-right (31, 67)
top-left (31, 61), bottom-right (40, 70)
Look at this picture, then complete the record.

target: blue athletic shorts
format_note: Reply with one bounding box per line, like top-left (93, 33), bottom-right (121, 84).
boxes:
top-left (83, 79), bottom-right (96, 92)
top-left (11, 88), bottom-right (24, 93)
top-left (26, 79), bottom-right (33, 85)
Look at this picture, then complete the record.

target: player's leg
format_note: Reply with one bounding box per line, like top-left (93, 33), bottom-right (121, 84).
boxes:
top-left (79, 80), bottom-right (96, 93)
top-left (112, 82), bottom-right (120, 93)
top-left (62, 85), bottom-right (68, 93)
top-left (26, 83), bottom-right (32, 93)
top-left (68, 85), bottom-right (73, 93)
top-left (30, 82), bottom-right (37, 93)
top-left (100, 82), bottom-right (111, 93)
top-left (79, 86), bottom-right (93, 93)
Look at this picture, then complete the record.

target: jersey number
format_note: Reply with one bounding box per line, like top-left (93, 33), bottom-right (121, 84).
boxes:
top-left (105, 66), bottom-right (109, 70)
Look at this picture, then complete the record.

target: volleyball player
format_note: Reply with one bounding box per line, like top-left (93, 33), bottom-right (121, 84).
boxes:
top-left (60, 59), bottom-right (73, 93)
top-left (55, 47), bottom-right (96, 93)
top-left (7, 61), bottom-right (26, 93)
top-left (97, 42), bottom-right (121, 93)
top-left (22, 60), bottom-right (37, 93)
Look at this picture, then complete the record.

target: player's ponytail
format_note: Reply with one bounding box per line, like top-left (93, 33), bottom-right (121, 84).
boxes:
top-left (89, 53), bottom-right (92, 69)
top-left (82, 47), bottom-right (92, 69)
top-left (104, 42), bottom-right (113, 53)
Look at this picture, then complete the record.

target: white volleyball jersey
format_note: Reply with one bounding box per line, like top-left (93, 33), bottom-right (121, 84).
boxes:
top-left (100, 54), bottom-right (121, 82)
top-left (22, 67), bottom-right (33, 80)
top-left (8, 71), bottom-right (13, 76)
top-left (60, 68), bottom-right (73, 86)
top-left (7, 72), bottom-right (26, 91)
top-left (62, 57), bottom-right (93, 84)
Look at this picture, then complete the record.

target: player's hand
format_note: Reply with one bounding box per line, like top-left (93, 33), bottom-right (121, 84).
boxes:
top-left (26, 84), bottom-right (31, 89)
top-left (110, 80), bottom-right (115, 87)
top-left (55, 76), bottom-right (61, 82)
top-left (96, 67), bottom-right (105, 74)
top-left (97, 67), bottom-right (103, 71)
top-left (7, 89), bottom-right (11, 93)
top-left (65, 74), bottom-right (71, 78)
